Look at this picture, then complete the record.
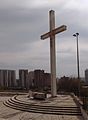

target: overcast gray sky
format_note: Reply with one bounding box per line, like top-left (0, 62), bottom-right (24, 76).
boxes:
top-left (0, 0), bottom-right (88, 78)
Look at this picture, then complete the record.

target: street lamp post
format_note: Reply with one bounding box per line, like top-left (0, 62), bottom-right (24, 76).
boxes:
top-left (73, 33), bottom-right (80, 96)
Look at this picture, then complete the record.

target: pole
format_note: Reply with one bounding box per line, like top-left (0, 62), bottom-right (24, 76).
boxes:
top-left (76, 34), bottom-right (80, 79)
top-left (76, 34), bottom-right (80, 96)
top-left (73, 33), bottom-right (80, 96)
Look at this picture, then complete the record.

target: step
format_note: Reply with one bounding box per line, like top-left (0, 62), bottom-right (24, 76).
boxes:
top-left (4, 101), bottom-right (82, 116)
top-left (11, 96), bottom-right (81, 110)
top-left (3, 95), bottom-right (82, 116)
top-left (4, 100), bottom-right (82, 116)
top-left (6, 98), bottom-right (81, 113)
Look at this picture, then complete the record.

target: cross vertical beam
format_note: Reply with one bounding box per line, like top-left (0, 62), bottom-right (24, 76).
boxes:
top-left (49, 10), bottom-right (57, 97)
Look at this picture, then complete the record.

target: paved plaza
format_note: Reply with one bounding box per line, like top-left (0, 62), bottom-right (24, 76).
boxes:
top-left (0, 94), bottom-right (84, 120)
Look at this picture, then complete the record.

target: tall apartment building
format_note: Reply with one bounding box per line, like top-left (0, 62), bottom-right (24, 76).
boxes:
top-left (0, 70), bottom-right (16, 88)
top-left (0, 70), bottom-right (8, 87)
top-left (85, 69), bottom-right (88, 84)
top-left (33, 69), bottom-right (51, 89)
top-left (44, 73), bottom-right (51, 88)
top-left (34, 69), bottom-right (44, 88)
top-left (19, 69), bottom-right (28, 88)
top-left (3, 70), bottom-right (8, 87)
top-left (8, 70), bottom-right (16, 87)
top-left (26, 71), bottom-right (34, 89)
top-left (0, 70), bottom-right (3, 87)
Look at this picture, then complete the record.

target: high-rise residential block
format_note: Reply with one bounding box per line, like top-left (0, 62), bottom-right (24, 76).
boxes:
top-left (85, 69), bottom-right (88, 84)
top-left (0, 69), bottom-right (16, 88)
top-left (26, 71), bottom-right (34, 89)
top-left (34, 69), bottom-right (44, 88)
top-left (8, 70), bottom-right (16, 87)
top-left (19, 69), bottom-right (28, 88)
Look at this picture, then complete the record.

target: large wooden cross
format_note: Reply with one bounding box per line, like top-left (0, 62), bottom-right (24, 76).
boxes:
top-left (41, 10), bottom-right (67, 97)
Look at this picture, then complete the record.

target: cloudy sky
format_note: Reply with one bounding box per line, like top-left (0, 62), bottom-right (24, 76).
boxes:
top-left (0, 0), bottom-right (88, 78)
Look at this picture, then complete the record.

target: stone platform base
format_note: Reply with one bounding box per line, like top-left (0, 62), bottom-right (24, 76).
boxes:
top-left (2, 94), bottom-right (84, 120)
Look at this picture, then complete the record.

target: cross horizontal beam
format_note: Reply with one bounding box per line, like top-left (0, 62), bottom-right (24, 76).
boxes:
top-left (41, 25), bottom-right (67, 40)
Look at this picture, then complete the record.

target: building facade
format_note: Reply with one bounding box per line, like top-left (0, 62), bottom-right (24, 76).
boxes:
top-left (0, 70), bottom-right (8, 87)
top-left (0, 70), bottom-right (16, 88)
top-left (85, 69), bottom-right (88, 84)
top-left (26, 71), bottom-right (34, 89)
top-left (0, 70), bottom-right (3, 87)
top-left (19, 69), bottom-right (28, 88)
top-left (34, 69), bottom-right (44, 89)
top-left (8, 70), bottom-right (16, 87)
top-left (44, 73), bottom-right (51, 88)
top-left (33, 69), bottom-right (51, 89)
top-left (0, 69), bottom-right (51, 89)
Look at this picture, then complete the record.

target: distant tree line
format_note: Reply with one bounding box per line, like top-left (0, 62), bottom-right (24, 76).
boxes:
top-left (57, 76), bottom-right (85, 96)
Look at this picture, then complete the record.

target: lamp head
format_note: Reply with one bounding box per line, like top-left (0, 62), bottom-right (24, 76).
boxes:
top-left (76, 33), bottom-right (79, 36)
top-left (73, 33), bottom-right (79, 37)
top-left (73, 34), bottom-right (76, 37)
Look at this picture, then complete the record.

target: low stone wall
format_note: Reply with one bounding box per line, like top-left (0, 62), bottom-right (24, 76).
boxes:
top-left (71, 93), bottom-right (88, 120)
top-left (0, 92), bottom-right (27, 96)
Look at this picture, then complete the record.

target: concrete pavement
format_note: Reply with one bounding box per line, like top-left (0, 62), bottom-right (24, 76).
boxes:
top-left (0, 94), bottom-right (84, 120)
